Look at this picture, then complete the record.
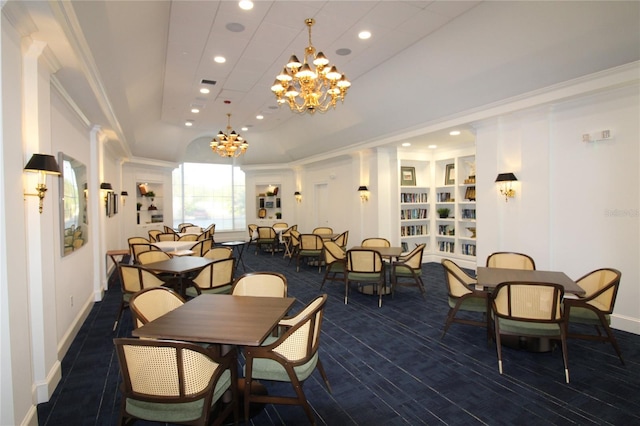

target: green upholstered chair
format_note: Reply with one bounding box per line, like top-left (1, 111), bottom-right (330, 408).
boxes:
top-left (440, 258), bottom-right (490, 339)
top-left (114, 337), bottom-right (237, 426)
top-left (390, 243), bottom-right (426, 299)
top-left (185, 258), bottom-right (235, 298)
top-left (255, 226), bottom-right (277, 255)
top-left (345, 248), bottom-right (385, 307)
top-left (190, 238), bottom-right (213, 256)
top-left (486, 251), bottom-right (536, 270)
top-left (320, 240), bottom-right (346, 289)
top-left (114, 264), bottom-right (165, 331)
top-left (243, 294), bottom-right (331, 425)
top-left (491, 281), bottom-right (569, 383)
top-left (129, 286), bottom-right (185, 329)
top-left (231, 272), bottom-right (287, 298)
top-left (294, 233), bottom-right (324, 273)
top-left (361, 237), bottom-right (390, 247)
top-left (564, 268), bottom-right (624, 364)
top-left (331, 230), bottom-right (349, 250)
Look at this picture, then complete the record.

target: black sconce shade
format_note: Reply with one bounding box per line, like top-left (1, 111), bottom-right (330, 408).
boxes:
top-left (100, 183), bottom-right (113, 190)
top-left (495, 173), bottom-right (517, 182)
top-left (24, 154), bottom-right (60, 175)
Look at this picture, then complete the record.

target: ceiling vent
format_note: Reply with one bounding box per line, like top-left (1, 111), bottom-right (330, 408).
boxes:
top-left (201, 79), bottom-right (217, 86)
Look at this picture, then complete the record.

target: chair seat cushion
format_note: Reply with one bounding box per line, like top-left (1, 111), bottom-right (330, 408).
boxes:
top-left (185, 284), bottom-right (232, 298)
top-left (246, 352), bottom-right (319, 383)
top-left (394, 265), bottom-right (421, 277)
top-left (448, 296), bottom-right (486, 312)
top-left (497, 318), bottom-right (561, 336)
top-left (569, 306), bottom-right (610, 325)
top-left (300, 249), bottom-right (322, 256)
top-left (348, 272), bottom-right (382, 281)
top-left (125, 369), bottom-right (231, 422)
top-left (327, 263), bottom-right (345, 272)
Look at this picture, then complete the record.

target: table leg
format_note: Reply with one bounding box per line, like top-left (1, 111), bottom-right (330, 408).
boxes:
top-left (235, 243), bottom-right (247, 271)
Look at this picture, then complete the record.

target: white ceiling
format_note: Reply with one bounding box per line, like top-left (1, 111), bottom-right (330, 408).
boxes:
top-left (12, 1), bottom-right (640, 166)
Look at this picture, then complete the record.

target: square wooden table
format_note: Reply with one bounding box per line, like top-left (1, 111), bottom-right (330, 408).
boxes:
top-left (476, 267), bottom-right (585, 296)
top-left (132, 294), bottom-right (296, 346)
top-left (141, 256), bottom-right (213, 296)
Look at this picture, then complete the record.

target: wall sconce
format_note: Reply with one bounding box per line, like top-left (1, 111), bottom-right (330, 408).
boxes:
top-left (358, 185), bottom-right (369, 202)
top-left (23, 153), bottom-right (61, 214)
top-left (100, 182), bottom-right (113, 202)
top-left (495, 173), bottom-right (517, 202)
top-left (294, 191), bottom-right (302, 203)
top-left (120, 191), bottom-right (128, 205)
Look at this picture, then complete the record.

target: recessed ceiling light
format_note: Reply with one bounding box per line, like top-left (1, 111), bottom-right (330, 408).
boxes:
top-left (185, 121), bottom-right (193, 127)
top-left (256, 115), bottom-right (264, 120)
top-left (214, 56), bottom-right (226, 64)
top-left (428, 144), bottom-right (437, 149)
top-left (238, 0), bottom-right (253, 10)
top-left (226, 22), bottom-right (245, 33)
top-left (191, 108), bottom-right (200, 114)
top-left (358, 30), bottom-right (371, 40)
top-left (199, 88), bottom-right (210, 94)
top-left (241, 127), bottom-right (248, 131)
top-left (402, 142), bottom-right (411, 147)
top-left (449, 130), bottom-right (461, 136)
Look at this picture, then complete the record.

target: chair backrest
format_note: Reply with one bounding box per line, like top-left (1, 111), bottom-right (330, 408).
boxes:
top-left (346, 249), bottom-right (384, 273)
top-left (178, 234), bottom-right (198, 241)
top-left (492, 282), bottom-right (564, 323)
top-left (290, 230), bottom-right (301, 248)
top-left (118, 264), bottom-right (165, 294)
top-left (273, 222), bottom-right (288, 228)
top-left (130, 243), bottom-right (161, 263)
top-left (137, 250), bottom-right (171, 265)
top-left (231, 272), bottom-right (287, 297)
top-left (156, 232), bottom-right (178, 241)
top-left (163, 225), bottom-right (177, 234)
top-left (148, 230), bottom-right (162, 242)
top-left (190, 239), bottom-right (213, 256)
top-left (183, 226), bottom-right (202, 234)
top-left (248, 224), bottom-right (258, 241)
top-left (312, 227), bottom-right (333, 235)
top-left (128, 237), bottom-right (149, 254)
top-left (129, 287), bottom-right (185, 329)
top-left (323, 240), bottom-right (345, 264)
top-left (575, 268), bottom-right (622, 313)
top-left (114, 338), bottom-right (227, 415)
top-left (299, 234), bottom-right (324, 251)
top-left (398, 243), bottom-right (425, 269)
top-left (263, 294), bottom-right (327, 363)
top-left (192, 258), bottom-right (235, 291)
top-left (196, 232), bottom-right (209, 241)
top-left (441, 258), bottom-right (477, 298)
top-left (203, 224), bottom-right (215, 239)
top-left (178, 223), bottom-right (194, 231)
top-left (332, 230), bottom-right (349, 248)
top-left (257, 226), bottom-right (276, 239)
top-left (203, 247), bottom-right (234, 260)
top-left (486, 252), bottom-right (536, 270)
top-left (361, 237), bottom-right (391, 248)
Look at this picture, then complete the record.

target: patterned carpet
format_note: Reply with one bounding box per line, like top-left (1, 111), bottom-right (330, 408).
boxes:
top-left (37, 248), bottom-right (640, 425)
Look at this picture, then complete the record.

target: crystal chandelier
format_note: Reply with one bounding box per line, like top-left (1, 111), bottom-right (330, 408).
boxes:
top-left (210, 113), bottom-right (248, 158)
top-left (271, 18), bottom-right (351, 114)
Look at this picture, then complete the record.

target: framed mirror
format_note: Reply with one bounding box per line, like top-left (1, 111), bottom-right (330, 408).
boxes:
top-left (59, 152), bottom-right (88, 256)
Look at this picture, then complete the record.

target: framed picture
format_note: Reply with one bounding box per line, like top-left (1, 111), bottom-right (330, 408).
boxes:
top-left (445, 164), bottom-right (455, 185)
top-left (265, 201), bottom-right (274, 208)
top-left (400, 166), bottom-right (416, 186)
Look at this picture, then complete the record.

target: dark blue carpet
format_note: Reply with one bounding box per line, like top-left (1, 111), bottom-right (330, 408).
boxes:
top-left (37, 249), bottom-right (640, 425)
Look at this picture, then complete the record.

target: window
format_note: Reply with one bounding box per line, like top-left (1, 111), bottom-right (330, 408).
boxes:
top-left (172, 163), bottom-right (245, 231)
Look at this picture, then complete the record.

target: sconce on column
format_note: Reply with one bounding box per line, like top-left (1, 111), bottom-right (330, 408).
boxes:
top-left (23, 153), bottom-right (61, 214)
top-left (495, 172), bottom-right (517, 202)
top-left (358, 185), bottom-right (369, 202)
top-left (294, 191), bottom-right (302, 203)
top-left (120, 191), bottom-right (128, 205)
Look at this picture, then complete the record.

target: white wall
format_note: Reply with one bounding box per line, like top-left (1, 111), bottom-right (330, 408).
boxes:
top-left (476, 84), bottom-right (639, 333)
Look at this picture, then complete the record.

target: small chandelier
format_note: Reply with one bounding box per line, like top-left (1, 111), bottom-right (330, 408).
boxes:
top-left (271, 18), bottom-right (351, 114)
top-left (210, 113), bottom-right (248, 158)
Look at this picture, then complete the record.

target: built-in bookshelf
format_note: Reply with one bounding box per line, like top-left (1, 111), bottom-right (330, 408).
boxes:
top-left (136, 182), bottom-right (163, 227)
top-left (399, 161), bottom-right (430, 253)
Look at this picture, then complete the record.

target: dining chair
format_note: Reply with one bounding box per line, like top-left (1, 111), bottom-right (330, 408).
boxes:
top-left (136, 250), bottom-right (171, 265)
top-left (320, 241), bottom-right (346, 289)
top-left (148, 229), bottom-right (162, 242)
top-left (255, 226), bottom-right (278, 255)
top-left (486, 252), bottom-right (536, 270)
top-left (293, 234), bottom-right (324, 273)
top-left (564, 268), bottom-right (624, 364)
top-left (231, 272), bottom-right (287, 297)
top-left (390, 243), bottom-right (426, 299)
top-left (203, 246), bottom-right (234, 261)
top-left (114, 264), bottom-right (166, 331)
top-left (185, 258), bottom-right (235, 298)
top-left (440, 259), bottom-right (490, 339)
top-left (312, 227), bottom-right (333, 235)
top-left (156, 232), bottom-right (178, 241)
top-left (178, 234), bottom-right (198, 241)
top-left (130, 243), bottom-right (161, 264)
top-left (129, 286), bottom-right (185, 329)
top-left (345, 248), bottom-right (385, 307)
top-left (196, 231), bottom-right (209, 241)
top-left (491, 281), bottom-right (570, 383)
top-left (361, 237), bottom-right (391, 248)
top-left (280, 225), bottom-right (296, 259)
top-left (247, 224), bottom-right (258, 249)
top-left (243, 294), bottom-right (331, 424)
top-left (177, 222), bottom-right (194, 232)
top-left (114, 337), bottom-right (238, 426)
top-left (273, 222), bottom-right (288, 228)
top-left (127, 236), bottom-right (149, 255)
top-left (331, 230), bottom-right (349, 250)
top-left (203, 223), bottom-right (215, 239)
top-left (190, 239), bottom-right (213, 257)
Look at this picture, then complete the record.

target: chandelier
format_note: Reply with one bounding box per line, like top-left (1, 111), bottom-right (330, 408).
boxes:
top-left (271, 18), bottom-right (351, 114)
top-left (210, 113), bottom-right (248, 158)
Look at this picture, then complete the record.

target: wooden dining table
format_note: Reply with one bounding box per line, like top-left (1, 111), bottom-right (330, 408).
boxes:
top-left (476, 267), bottom-right (585, 296)
top-left (141, 256), bottom-right (213, 296)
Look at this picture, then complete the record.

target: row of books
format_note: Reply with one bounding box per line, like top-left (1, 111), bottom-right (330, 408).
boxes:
top-left (400, 192), bottom-right (428, 203)
top-left (461, 209), bottom-right (476, 219)
top-left (401, 208), bottom-right (428, 220)
top-left (436, 192), bottom-right (453, 202)
top-left (401, 225), bottom-right (428, 236)
top-left (461, 243), bottom-right (477, 256)
top-left (438, 241), bottom-right (455, 253)
top-left (438, 225), bottom-right (454, 236)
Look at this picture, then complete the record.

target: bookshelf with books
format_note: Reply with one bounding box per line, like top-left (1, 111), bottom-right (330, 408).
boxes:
top-left (456, 154), bottom-right (477, 260)
top-left (399, 160), bottom-right (430, 253)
